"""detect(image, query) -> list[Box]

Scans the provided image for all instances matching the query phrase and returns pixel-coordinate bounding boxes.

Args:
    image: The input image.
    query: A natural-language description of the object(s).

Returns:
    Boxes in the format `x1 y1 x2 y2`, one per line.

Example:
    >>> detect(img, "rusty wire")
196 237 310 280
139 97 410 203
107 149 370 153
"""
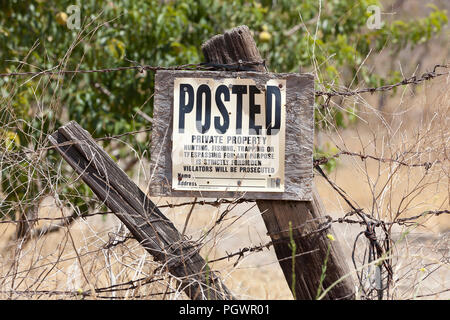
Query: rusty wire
314 64 449 98
1 61 447 99
1 59 448 300
0 60 266 78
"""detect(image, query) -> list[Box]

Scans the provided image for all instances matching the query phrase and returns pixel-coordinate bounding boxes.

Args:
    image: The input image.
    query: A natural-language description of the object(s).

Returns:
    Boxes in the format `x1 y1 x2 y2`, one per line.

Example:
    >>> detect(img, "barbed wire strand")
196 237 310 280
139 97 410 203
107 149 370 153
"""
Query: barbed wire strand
1 59 449 300
0 61 447 98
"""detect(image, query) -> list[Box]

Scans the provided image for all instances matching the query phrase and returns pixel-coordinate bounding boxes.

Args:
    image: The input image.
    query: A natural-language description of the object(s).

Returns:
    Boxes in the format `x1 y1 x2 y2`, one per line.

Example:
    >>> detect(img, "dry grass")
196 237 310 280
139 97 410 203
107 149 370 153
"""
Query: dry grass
0 81 448 300
0 0 449 300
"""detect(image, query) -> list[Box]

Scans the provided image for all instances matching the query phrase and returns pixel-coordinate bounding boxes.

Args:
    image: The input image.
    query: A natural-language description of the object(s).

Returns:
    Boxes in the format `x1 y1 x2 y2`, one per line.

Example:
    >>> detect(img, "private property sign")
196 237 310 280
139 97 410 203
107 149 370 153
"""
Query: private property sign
150 70 314 201
173 77 286 193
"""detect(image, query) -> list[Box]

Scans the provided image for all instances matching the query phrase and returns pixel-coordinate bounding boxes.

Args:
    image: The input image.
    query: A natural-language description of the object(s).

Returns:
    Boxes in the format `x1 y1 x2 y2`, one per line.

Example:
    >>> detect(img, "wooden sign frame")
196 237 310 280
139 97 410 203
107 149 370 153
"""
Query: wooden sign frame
150 70 314 201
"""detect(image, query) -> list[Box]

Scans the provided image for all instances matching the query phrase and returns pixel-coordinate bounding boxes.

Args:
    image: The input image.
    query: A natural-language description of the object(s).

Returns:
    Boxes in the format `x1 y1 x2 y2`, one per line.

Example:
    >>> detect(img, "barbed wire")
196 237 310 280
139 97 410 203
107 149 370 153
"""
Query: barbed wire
314 64 449 98
313 150 446 170
0 60 266 78
0 274 173 299
0 60 447 99
0 203 447 228
0 190 447 299
3 129 447 169
1 58 448 300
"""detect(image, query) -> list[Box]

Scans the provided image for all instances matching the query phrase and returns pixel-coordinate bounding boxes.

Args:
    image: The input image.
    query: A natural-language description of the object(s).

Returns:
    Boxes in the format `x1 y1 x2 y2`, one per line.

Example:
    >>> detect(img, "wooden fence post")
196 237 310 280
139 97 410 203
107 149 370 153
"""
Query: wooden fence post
49 121 234 300
202 25 355 300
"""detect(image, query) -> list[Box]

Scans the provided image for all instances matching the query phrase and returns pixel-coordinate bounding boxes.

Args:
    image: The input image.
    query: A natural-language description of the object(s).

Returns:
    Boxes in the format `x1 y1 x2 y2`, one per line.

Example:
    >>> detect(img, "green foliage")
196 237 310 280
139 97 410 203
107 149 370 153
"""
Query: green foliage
288 221 297 300
0 0 447 218
316 234 334 300
314 143 339 173
1 1 447 135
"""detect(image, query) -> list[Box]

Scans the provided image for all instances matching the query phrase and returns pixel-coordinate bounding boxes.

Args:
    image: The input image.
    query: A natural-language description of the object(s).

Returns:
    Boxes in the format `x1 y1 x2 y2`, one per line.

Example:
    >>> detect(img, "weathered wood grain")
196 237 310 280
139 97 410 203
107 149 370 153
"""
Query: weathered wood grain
150 70 314 201
48 121 234 300
257 189 356 299
202 25 355 300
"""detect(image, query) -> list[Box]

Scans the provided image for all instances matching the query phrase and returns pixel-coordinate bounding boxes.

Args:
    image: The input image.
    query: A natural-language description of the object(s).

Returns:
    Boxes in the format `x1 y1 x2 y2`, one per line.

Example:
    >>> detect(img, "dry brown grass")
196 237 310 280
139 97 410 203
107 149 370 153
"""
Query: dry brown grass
0 0 449 300
0 82 448 300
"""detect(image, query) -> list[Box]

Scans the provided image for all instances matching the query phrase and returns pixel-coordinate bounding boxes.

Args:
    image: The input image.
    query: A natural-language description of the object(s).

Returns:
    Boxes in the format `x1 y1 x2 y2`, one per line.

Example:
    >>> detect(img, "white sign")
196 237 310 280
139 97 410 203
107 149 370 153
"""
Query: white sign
172 77 286 192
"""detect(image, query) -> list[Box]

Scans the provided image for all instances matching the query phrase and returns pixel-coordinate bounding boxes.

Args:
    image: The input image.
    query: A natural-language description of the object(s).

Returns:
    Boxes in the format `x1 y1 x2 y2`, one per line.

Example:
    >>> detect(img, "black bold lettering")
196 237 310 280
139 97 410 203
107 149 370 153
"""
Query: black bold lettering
266 85 281 135
249 85 262 135
214 85 230 134
196 84 211 134
178 84 194 133
231 85 247 134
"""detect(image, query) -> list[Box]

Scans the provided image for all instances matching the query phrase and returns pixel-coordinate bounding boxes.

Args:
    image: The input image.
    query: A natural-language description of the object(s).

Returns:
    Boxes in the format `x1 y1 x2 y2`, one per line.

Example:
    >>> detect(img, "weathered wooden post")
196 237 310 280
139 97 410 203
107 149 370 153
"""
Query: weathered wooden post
49 121 234 300
201 26 355 300
149 25 354 299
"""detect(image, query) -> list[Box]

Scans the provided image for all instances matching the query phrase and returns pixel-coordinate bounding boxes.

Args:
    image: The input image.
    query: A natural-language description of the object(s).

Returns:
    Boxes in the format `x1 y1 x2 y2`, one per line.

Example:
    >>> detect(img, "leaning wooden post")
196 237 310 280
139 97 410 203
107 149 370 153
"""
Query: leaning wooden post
201 25 355 300
49 121 234 300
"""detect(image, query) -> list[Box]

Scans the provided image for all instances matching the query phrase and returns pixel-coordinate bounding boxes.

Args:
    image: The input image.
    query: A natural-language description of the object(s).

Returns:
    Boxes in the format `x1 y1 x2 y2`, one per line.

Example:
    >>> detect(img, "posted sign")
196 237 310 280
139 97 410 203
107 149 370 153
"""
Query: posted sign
172 78 286 192
151 70 314 201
